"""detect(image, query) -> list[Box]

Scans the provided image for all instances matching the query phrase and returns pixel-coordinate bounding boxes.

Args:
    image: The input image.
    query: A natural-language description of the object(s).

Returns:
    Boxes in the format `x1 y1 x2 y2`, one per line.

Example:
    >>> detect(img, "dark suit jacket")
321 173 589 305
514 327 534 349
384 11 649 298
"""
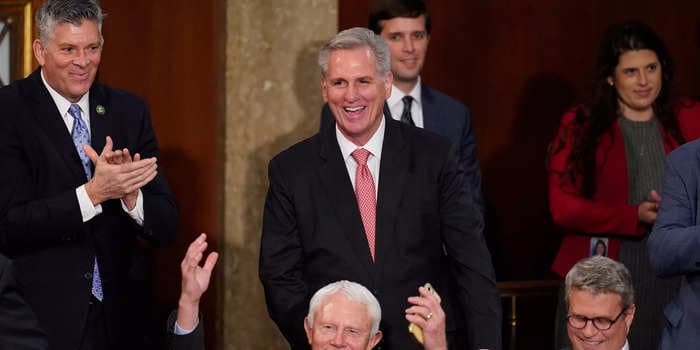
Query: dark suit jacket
260 115 500 349
0 69 178 350
649 138 700 349
0 254 48 350
321 83 483 210
165 310 204 350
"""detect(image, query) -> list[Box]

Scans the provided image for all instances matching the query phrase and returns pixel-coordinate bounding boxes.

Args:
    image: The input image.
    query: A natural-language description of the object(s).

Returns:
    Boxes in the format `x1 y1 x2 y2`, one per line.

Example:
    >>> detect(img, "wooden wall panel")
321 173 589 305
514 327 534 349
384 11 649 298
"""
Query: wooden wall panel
98 0 224 348
339 0 700 282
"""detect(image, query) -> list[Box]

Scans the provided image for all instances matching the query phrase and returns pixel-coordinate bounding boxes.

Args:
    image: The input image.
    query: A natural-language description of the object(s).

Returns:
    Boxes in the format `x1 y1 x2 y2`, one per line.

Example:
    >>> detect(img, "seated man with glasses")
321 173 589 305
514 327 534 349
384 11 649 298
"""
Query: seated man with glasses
564 256 636 350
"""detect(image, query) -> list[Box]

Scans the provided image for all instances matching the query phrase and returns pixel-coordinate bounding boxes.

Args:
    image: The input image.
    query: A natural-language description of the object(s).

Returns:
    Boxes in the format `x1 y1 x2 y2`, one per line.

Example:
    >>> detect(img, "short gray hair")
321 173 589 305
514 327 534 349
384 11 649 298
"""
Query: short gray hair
318 27 391 79
307 280 382 335
36 0 104 44
565 256 635 310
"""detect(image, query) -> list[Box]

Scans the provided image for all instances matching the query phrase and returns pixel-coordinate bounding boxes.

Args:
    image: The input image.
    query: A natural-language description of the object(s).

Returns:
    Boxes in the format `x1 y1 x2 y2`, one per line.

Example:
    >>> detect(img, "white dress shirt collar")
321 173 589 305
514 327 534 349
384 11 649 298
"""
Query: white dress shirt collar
335 117 385 196
387 76 422 127
41 69 91 129
336 116 385 160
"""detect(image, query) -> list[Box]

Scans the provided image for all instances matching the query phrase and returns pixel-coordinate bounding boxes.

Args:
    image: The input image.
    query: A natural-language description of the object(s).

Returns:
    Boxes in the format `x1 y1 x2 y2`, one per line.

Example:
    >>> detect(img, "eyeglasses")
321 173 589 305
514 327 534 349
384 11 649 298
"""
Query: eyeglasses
566 307 627 331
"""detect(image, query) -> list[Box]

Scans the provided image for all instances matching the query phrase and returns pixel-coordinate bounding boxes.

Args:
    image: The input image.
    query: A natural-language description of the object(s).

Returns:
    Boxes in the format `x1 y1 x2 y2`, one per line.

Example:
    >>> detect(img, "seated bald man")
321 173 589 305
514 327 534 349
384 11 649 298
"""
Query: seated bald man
564 257 636 350
167 276 446 350
305 280 446 350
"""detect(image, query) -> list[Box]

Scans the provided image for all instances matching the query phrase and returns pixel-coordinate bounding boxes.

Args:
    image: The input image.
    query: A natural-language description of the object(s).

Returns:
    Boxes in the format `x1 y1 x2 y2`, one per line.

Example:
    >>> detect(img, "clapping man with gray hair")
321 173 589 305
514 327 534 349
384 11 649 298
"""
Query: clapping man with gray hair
0 0 177 348
564 257 636 350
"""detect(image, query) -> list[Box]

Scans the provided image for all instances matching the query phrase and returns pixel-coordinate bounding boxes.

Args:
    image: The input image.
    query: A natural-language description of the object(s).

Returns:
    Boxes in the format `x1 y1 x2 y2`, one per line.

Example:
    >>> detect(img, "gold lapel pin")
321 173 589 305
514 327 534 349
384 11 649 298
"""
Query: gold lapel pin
96 105 106 115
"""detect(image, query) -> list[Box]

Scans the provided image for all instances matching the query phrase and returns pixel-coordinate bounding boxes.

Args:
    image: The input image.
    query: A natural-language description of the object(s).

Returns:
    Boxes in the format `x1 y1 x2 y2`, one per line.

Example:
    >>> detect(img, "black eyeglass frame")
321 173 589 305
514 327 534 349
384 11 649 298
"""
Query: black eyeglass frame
566 306 628 331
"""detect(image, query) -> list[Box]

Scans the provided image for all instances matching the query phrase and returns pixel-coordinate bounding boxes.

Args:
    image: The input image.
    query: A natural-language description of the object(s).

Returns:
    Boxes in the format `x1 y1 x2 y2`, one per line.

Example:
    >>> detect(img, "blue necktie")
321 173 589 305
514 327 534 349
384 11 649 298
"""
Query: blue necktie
68 104 103 301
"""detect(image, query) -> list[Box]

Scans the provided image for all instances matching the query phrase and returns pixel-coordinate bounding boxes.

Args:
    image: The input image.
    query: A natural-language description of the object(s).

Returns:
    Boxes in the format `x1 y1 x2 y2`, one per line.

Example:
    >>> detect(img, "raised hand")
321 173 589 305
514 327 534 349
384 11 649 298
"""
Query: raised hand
178 233 219 330
102 143 142 210
406 286 447 350
83 136 157 206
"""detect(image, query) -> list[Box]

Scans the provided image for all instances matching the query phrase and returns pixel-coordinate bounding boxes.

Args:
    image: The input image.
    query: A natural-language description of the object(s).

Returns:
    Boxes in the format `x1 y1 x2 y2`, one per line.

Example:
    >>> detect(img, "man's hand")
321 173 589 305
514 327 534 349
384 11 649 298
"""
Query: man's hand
102 143 143 210
178 233 219 331
406 286 447 350
83 136 158 206
638 189 662 225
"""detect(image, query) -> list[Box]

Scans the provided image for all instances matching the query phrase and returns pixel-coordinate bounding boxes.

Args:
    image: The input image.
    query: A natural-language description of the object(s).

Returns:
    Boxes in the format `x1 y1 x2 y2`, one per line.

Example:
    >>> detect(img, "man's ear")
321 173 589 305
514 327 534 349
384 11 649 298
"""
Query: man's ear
623 304 636 333
368 330 382 349
304 317 313 345
321 77 329 103
33 39 46 66
383 71 393 98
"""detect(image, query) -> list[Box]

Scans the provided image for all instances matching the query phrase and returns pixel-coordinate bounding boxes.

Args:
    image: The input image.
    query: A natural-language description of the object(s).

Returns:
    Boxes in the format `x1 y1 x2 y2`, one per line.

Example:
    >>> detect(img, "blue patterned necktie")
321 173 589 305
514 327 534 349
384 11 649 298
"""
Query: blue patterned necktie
68 104 103 301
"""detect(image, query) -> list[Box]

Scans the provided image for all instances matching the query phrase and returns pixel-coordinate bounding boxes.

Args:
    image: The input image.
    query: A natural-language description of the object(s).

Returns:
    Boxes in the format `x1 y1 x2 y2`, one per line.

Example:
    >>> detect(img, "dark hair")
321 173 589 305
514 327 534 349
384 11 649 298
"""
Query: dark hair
550 20 684 197
368 0 431 35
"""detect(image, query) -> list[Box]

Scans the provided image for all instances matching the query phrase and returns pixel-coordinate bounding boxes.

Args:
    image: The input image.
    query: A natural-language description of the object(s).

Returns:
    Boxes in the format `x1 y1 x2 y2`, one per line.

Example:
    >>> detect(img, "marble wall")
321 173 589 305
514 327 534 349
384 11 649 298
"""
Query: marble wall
223 1 337 348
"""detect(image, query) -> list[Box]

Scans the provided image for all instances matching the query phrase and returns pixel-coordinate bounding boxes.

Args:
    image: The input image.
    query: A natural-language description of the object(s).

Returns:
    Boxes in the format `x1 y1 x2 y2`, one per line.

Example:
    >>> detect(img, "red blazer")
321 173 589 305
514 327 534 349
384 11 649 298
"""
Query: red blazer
549 101 700 277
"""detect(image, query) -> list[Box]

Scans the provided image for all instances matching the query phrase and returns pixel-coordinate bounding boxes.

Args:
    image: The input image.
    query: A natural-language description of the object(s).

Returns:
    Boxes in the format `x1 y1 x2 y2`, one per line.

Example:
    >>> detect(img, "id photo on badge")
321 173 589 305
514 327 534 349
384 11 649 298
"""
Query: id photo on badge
590 237 608 257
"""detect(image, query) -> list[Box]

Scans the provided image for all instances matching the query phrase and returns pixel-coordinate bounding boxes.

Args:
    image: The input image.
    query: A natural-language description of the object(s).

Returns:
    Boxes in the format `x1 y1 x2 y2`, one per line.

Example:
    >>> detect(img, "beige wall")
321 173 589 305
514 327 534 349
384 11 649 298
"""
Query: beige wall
223 1 337 348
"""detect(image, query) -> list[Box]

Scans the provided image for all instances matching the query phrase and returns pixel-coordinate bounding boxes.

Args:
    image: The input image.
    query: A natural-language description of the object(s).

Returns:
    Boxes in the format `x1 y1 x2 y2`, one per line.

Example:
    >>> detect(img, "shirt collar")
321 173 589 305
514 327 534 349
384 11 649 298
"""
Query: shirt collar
387 76 422 111
336 116 385 162
621 339 629 350
41 69 90 120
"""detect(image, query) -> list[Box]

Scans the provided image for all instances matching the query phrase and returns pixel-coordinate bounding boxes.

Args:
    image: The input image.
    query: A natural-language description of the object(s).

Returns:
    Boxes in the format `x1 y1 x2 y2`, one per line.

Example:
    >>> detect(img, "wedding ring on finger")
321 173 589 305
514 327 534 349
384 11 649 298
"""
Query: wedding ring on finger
425 312 433 320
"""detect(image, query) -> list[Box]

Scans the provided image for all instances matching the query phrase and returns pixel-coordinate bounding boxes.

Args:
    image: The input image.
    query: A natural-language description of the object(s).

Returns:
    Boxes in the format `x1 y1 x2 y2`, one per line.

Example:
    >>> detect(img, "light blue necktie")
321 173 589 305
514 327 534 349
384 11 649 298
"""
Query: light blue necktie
68 104 103 301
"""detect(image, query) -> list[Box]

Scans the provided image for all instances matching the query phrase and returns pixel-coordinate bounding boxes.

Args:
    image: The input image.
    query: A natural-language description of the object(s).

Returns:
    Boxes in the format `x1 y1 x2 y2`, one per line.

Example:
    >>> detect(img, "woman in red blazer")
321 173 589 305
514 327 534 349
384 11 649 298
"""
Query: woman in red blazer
548 21 700 349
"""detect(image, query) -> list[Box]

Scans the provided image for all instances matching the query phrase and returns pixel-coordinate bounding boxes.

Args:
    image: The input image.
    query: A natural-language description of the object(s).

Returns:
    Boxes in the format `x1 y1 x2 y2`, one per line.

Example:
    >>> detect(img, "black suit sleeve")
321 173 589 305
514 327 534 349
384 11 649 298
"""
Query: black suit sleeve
130 103 178 245
0 255 48 350
259 159 310 350
459 106 484 212
166 310 205 350
439 144 501 349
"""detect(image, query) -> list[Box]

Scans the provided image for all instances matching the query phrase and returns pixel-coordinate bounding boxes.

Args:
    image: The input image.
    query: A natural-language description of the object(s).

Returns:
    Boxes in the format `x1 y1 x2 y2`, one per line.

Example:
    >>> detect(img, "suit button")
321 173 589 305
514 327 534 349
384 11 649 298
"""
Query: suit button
84 272 93 280
373 289 379 296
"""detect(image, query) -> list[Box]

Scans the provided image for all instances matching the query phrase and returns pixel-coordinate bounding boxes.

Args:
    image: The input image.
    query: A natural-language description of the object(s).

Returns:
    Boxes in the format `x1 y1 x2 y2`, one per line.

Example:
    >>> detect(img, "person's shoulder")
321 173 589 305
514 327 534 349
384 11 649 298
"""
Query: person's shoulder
669 136 700 162
422 84 469 112
269 132 322 167
0 74 32 103
556 105 586 130
0 76 36 126
93 82 146 105
394 118 453 152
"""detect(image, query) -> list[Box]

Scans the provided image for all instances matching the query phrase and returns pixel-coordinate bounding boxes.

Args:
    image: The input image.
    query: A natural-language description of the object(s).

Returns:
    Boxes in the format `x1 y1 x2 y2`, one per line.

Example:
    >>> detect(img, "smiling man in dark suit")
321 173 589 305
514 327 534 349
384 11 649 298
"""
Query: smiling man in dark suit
260 27 500 350
0 1 178 349
322 0 483 211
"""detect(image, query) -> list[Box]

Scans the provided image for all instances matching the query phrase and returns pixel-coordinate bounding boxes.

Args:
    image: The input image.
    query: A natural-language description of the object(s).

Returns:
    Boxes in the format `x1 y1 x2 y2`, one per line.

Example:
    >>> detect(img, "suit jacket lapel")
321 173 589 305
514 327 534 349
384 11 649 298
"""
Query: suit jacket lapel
374 116 410 279
421 84 439 132
23 69 87 181
318 125 375 277
89 83 111 158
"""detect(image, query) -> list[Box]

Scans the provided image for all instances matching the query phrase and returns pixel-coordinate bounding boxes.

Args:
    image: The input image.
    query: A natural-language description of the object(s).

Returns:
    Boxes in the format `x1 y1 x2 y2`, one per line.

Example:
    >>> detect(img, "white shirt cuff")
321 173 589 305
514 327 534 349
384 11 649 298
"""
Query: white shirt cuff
76 185 102 222
121 189 144 226
173 319 198 335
